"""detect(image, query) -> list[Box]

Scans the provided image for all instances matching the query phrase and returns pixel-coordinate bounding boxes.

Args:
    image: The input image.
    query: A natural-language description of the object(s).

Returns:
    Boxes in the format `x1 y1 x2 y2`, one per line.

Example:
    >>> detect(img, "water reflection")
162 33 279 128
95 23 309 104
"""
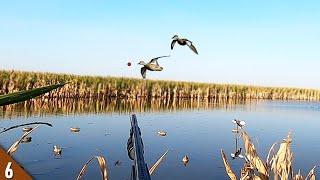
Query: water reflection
0 98 249 118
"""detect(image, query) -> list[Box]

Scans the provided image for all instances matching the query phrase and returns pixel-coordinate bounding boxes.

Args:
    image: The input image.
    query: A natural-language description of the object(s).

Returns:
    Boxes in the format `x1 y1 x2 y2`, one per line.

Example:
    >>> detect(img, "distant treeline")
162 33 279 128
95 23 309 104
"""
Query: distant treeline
1 70 320 101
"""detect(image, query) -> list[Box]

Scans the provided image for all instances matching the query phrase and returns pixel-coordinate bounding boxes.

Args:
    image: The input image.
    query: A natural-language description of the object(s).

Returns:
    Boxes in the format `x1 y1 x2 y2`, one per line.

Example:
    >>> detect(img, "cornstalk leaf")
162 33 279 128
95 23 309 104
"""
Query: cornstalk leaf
305 166 317 180
0 83 66 106
149 150 168 175
221 149 237 180
241 132 268 179
0 122 52 134
271 133 293 180
77 156 108 180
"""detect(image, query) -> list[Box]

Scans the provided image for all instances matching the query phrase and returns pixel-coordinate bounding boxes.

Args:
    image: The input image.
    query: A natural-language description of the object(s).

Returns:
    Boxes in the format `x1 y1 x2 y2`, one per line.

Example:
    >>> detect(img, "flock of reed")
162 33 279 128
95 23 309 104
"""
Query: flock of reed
1 70 320 101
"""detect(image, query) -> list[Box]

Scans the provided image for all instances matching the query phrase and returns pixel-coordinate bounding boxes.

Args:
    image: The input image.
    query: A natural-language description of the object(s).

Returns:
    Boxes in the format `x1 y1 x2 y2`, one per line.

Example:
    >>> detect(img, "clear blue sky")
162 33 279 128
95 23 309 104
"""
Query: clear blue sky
0 0 319 88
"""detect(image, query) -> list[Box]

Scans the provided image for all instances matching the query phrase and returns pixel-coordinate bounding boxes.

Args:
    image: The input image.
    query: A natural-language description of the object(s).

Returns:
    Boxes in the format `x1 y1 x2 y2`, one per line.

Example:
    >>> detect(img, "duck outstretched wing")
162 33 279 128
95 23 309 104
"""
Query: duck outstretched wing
150 55 170 64
171 40 177 50
141 67 147 79
187 43 198 55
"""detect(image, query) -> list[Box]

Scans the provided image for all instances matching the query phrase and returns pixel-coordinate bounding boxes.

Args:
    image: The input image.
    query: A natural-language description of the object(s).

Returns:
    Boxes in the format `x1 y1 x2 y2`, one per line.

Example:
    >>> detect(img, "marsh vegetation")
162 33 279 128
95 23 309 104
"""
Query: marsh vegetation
1 70 320 101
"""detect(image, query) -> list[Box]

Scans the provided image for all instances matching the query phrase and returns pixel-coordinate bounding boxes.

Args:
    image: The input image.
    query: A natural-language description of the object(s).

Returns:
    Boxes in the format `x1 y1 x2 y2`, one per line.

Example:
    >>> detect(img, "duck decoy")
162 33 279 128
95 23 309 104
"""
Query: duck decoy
231 148 244 159
157 131 167 136
171 35 198 54
182 155 189 166
232 119 246 129
114 160 122 167
138 55 170 79
22 127 33 132
53 145 62 155
70 127 80 133
21 136 32 143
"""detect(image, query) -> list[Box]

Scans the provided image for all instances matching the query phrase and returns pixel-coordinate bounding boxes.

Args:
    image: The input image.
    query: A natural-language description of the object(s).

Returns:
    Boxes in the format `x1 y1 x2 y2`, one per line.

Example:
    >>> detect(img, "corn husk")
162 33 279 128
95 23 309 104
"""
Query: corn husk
77 156 108 180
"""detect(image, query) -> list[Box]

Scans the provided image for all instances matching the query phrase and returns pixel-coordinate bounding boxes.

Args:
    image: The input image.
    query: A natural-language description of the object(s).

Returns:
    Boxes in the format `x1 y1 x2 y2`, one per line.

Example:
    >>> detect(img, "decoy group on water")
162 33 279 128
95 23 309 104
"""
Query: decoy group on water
137 35 198 79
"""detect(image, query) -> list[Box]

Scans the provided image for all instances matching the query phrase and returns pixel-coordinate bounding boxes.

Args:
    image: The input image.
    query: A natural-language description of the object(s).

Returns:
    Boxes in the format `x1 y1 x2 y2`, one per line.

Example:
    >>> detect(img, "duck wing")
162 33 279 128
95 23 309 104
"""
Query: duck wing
141 67 147 79
149 55 170 64
187 43 198 54
171 40 177 50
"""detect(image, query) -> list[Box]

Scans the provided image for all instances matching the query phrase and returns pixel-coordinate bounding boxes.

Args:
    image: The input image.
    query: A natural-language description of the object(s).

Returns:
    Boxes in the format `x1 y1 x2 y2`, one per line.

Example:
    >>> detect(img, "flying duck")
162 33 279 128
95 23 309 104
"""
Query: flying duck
138 55 170 79
171 35 198 54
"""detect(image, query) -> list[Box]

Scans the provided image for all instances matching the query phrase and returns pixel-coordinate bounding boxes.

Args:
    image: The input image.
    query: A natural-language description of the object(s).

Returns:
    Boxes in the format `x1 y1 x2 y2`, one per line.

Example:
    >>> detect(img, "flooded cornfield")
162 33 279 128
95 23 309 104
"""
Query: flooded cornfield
1 99 319 179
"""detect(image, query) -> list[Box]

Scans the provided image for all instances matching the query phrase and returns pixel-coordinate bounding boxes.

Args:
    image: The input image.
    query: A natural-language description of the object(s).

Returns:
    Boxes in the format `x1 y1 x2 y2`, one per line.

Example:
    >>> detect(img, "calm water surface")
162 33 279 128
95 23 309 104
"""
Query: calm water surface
0 100 319 179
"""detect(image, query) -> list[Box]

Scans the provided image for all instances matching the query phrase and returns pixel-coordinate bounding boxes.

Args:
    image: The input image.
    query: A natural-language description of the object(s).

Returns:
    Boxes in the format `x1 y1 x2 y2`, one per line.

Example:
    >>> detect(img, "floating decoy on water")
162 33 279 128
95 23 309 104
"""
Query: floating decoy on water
138 55 170 79
22 127 33 132
171 35 198 54
157 131 167 136
182 155 189 166
53 145 62 155
232 119 246 129
21 136 32 143
114 160 122 167
231 148 244 159
70 127 80 133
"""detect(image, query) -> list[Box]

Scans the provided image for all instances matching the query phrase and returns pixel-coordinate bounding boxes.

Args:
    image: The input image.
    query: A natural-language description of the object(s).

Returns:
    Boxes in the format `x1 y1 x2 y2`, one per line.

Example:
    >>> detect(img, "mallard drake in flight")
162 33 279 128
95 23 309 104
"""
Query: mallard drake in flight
171 35 198 54
138 55 170 79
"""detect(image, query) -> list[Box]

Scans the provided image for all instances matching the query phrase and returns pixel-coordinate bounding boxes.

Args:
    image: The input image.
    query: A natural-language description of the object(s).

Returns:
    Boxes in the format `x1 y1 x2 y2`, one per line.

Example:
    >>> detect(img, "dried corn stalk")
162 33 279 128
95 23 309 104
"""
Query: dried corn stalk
271 133 293 180
241 132 268 179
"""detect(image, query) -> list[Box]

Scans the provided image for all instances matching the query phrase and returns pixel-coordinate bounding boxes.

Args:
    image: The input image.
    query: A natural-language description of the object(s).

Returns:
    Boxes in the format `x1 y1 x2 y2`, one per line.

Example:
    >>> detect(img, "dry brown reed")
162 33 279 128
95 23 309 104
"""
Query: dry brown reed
77 156 108 180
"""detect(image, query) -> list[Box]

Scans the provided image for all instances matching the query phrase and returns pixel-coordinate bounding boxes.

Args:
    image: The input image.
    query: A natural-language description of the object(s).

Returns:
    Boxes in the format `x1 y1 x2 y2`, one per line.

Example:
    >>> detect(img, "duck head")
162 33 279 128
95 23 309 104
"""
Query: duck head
172 35 179 40
138 61 146 65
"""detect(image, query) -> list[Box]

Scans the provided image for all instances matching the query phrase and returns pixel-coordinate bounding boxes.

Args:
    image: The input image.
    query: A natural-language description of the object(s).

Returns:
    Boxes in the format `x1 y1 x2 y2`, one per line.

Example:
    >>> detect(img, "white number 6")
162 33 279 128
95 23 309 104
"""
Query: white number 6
5 162 13 179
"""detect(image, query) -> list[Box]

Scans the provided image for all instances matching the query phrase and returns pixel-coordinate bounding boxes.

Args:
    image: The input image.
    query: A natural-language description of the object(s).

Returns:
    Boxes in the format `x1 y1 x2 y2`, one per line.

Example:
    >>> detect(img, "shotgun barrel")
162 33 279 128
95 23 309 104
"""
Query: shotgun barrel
127 114 151 180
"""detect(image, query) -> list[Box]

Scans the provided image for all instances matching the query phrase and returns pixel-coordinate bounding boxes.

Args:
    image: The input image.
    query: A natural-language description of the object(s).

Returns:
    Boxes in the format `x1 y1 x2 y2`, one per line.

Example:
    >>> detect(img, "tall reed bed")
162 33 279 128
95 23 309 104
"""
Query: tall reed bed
1 70 320 101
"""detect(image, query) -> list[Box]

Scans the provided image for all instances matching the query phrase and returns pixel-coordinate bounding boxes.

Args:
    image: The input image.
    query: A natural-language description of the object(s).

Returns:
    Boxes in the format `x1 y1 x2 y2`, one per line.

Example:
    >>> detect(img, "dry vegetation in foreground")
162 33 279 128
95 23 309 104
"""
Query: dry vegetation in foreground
221 130 318 180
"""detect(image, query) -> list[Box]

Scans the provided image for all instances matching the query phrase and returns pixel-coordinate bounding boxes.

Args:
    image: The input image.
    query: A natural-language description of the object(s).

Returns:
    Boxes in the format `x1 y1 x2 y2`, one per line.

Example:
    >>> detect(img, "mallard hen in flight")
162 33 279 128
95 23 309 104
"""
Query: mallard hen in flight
138 55 170 79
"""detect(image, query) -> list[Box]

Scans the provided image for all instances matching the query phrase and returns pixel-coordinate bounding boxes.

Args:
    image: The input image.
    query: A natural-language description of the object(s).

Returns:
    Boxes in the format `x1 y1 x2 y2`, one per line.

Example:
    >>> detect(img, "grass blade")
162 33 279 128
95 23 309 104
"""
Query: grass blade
149 149 168 175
